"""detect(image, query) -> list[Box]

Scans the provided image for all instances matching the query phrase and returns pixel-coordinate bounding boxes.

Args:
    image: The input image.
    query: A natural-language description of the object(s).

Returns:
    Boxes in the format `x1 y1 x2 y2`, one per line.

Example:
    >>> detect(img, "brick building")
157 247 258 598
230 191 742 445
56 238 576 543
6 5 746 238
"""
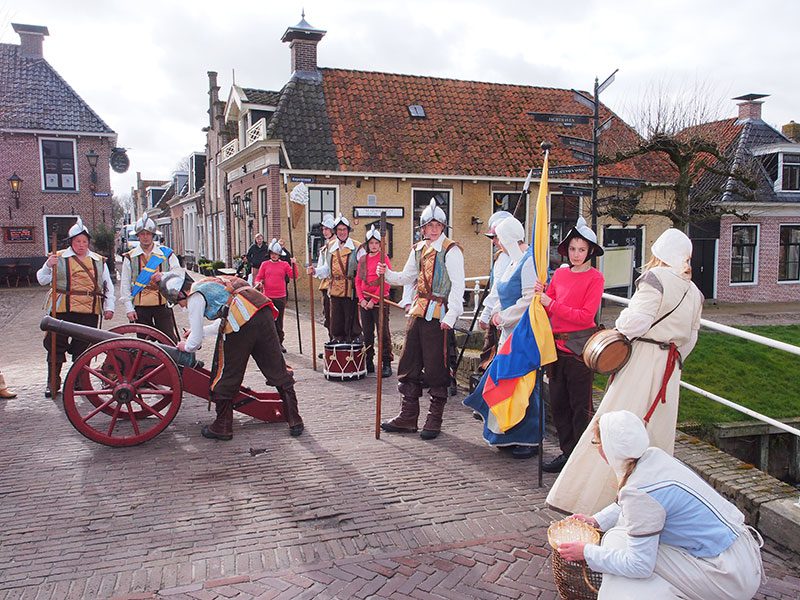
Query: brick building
202 14 679 295
685 96 800 302
0 23 117 275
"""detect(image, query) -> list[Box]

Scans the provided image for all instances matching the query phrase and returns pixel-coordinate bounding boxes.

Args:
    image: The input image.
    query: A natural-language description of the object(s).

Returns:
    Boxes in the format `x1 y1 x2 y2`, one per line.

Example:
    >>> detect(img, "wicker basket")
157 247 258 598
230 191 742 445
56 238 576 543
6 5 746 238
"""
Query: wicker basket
547 518 603 600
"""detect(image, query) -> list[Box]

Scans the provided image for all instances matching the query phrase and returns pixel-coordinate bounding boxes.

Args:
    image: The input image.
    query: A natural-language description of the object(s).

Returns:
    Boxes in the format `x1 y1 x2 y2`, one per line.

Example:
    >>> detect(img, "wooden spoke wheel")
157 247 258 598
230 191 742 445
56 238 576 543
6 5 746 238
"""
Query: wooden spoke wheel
109 323 176 346
63 338 182 447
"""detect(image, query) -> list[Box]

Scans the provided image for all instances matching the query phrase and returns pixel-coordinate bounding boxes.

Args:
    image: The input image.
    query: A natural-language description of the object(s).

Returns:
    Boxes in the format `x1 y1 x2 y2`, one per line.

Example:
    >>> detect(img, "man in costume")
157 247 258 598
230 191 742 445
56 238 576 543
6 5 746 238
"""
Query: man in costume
163 273 304 440
308 214 363 343
37 217 115 397
377 199 465 440
355 225 393 377
119 212 183 341
477 210 513 371
312 214 336 341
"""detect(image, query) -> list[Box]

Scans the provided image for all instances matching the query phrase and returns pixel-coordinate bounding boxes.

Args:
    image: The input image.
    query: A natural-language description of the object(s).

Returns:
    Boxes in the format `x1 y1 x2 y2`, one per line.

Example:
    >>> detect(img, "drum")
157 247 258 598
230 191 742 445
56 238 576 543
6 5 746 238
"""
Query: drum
547 518 603 599
323 342 367 381
582 329 632 375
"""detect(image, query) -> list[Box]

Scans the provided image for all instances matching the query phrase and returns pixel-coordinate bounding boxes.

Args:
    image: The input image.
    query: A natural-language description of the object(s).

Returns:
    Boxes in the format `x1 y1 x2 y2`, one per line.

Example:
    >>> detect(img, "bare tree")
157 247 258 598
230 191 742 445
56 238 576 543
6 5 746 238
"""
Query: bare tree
600 80 758 229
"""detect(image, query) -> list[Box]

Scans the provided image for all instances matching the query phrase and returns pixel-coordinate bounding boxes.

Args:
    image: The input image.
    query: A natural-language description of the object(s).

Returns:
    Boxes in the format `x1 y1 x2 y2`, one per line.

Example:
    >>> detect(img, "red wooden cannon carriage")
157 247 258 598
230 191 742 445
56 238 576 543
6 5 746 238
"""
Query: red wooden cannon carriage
40 315 286 447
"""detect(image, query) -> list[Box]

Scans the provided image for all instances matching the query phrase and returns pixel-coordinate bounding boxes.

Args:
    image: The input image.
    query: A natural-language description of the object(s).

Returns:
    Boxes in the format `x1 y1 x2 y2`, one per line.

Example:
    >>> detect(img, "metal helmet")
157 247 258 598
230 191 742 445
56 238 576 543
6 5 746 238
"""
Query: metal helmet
485 210 512 238
268 238 283 254
333 213 351 230
556 216 604 259
419 198 447 227
321 213 336 230
67 216 90 240
365 225 381 242
134 212 160 235
158 271 193 304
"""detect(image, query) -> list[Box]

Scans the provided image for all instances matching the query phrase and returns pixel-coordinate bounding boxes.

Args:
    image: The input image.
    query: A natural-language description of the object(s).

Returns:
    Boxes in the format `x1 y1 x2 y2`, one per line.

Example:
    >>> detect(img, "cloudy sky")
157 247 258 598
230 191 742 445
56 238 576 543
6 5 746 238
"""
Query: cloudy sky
2 0 799 200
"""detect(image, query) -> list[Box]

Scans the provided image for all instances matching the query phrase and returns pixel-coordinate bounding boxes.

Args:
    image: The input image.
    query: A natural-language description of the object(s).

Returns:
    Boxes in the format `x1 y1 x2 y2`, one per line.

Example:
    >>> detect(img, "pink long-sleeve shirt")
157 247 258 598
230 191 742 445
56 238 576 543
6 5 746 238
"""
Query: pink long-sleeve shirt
355 252 392 302
543 266 604 353
254 259 297 299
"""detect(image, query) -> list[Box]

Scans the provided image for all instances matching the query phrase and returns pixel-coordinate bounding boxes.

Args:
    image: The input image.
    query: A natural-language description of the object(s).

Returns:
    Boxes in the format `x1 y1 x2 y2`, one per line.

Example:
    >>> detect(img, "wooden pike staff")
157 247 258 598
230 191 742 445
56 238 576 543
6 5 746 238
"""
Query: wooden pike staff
375 211 387 439
49 226 59 398
285 195 303 354
307 263 317 371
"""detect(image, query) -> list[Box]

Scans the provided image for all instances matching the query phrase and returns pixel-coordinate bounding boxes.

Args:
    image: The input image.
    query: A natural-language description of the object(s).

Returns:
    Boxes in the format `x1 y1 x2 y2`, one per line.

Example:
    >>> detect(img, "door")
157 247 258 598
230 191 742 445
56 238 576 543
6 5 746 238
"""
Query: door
602 226 643 298
691 238 716 300
43 216 80 254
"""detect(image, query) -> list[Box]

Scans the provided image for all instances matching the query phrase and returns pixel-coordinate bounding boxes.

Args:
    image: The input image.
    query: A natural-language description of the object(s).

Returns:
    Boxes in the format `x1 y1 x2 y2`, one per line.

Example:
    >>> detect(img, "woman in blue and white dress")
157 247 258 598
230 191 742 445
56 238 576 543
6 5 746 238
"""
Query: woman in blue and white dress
557 410 764 600
464 216 541 459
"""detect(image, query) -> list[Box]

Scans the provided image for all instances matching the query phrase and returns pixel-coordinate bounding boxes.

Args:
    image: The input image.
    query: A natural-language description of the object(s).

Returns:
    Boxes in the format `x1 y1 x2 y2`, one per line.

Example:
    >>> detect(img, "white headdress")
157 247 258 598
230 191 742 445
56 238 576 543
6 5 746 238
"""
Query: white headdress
495 216 526 262
651 229 692 275
333 213 351 230
485 210 512 238
365 225 381 242
268 238 283 254
419 198 447 227
598 410 650 480
321 213 336 230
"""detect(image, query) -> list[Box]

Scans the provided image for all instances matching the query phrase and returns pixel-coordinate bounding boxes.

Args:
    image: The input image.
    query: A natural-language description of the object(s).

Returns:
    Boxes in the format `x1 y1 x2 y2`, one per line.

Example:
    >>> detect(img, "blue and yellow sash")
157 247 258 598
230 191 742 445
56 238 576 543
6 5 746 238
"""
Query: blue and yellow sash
131 247 173 299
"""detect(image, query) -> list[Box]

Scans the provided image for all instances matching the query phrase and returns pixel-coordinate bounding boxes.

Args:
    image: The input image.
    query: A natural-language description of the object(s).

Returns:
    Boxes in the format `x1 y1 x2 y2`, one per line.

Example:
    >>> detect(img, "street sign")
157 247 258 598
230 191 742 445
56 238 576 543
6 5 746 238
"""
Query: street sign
572 90 596 110
528 112 591 125
572 149 594 163
558 134 594 150
533 164 592 176
599 177 644 188
92 192 111 197
596 116 614 135
290 176 314 183
559 186 593 196
597 69 618 95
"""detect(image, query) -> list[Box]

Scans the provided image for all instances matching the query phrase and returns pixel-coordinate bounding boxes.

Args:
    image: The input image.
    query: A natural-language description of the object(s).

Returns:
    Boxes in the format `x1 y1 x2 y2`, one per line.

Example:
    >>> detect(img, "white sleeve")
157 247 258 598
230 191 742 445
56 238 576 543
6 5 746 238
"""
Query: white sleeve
314 249 330 279
185 293 211 352
399 283 415 308
385 249 418 287
441 246 465 328
480 283 499 323
102 264 115 314
593 503 622 532
37 262 52 286
615 280 662 339
496 257 535 330
119 257 134 314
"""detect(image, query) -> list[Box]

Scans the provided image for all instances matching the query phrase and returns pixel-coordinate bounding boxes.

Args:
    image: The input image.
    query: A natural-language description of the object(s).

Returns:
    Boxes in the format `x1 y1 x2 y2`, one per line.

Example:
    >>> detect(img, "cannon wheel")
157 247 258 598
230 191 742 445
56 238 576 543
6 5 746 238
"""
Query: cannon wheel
63 338 182 447
77 323 177 419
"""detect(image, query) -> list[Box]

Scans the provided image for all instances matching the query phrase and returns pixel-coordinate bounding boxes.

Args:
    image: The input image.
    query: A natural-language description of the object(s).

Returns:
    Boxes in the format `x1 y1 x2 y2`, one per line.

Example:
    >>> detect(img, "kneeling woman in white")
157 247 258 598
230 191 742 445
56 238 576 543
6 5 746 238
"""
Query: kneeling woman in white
558 410 764 600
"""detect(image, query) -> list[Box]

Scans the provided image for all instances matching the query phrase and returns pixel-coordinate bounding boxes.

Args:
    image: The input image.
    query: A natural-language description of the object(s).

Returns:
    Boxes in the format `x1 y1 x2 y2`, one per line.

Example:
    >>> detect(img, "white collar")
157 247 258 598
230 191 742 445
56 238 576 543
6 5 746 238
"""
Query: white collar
335 237 355 251
427 235 446 252
129 243 164 258
61 248 102 261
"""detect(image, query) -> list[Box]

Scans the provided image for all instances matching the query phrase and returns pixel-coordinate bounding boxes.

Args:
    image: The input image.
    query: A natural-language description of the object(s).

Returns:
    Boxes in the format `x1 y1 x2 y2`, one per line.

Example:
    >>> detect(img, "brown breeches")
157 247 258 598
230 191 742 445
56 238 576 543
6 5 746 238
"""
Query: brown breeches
397 317 449 396
43 312 99 363
330 295 362 341
359 305 393 364
133 305 178 342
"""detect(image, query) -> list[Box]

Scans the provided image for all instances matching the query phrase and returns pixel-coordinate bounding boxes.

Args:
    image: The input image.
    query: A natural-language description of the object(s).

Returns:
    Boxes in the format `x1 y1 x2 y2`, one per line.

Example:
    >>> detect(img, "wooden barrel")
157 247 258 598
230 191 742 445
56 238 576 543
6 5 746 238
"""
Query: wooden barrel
582 329 631 375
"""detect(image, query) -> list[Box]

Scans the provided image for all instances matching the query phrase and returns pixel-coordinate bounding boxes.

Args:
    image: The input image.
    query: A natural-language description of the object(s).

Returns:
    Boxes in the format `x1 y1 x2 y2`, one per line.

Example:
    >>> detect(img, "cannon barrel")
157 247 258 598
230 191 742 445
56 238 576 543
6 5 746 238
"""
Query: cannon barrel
40 315 201 369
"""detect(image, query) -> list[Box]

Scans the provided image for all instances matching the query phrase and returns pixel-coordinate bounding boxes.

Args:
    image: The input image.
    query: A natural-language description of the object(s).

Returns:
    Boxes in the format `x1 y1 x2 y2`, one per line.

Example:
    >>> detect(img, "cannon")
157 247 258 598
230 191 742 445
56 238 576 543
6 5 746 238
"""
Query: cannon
40 315 285 447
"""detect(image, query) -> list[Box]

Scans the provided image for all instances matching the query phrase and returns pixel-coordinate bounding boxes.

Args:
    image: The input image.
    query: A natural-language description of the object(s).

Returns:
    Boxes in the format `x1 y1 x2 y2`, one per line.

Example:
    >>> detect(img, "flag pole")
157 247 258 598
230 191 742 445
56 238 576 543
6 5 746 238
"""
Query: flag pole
375 211 387 439
285 195 303 355
307 263 317 371
49 226 59 398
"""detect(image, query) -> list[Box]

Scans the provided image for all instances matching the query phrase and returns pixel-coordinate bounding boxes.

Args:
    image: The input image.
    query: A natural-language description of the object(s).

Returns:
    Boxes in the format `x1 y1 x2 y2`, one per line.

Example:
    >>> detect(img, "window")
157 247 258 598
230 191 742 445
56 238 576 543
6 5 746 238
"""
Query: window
782 154 800 191
549 194 579 270
40 139 77 191
779 225 800 282
258 187 268 239
308 187 336 261
493 192 526 228
408 104 426 118
412 190 451 243
730 224 758 284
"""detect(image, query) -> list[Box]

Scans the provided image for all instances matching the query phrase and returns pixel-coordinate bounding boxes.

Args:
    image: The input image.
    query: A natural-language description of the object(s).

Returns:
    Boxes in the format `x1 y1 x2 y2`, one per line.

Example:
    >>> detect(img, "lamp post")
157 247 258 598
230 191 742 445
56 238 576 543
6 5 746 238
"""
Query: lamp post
85 149 99 228
8 173 22 209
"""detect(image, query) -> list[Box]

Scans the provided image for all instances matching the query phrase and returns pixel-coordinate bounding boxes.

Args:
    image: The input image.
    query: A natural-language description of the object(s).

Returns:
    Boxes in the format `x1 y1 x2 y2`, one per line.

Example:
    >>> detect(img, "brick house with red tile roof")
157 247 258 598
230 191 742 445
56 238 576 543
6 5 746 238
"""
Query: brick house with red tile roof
680 96 800 302
0 24 118 276
205 15 678 293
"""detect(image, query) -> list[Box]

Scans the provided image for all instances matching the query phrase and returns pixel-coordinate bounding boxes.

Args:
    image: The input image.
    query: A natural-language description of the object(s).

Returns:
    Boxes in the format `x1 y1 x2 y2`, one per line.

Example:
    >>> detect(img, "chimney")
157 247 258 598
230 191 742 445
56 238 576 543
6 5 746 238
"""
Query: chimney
733 93 768 122
207 71 220 129
782 121 800 143
12 23 49 59
281 12 326 75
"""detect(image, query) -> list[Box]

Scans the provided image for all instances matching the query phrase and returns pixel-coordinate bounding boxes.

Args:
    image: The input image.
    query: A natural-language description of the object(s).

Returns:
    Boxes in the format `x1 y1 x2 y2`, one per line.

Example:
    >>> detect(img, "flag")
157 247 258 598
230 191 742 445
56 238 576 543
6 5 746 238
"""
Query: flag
472 152 557 433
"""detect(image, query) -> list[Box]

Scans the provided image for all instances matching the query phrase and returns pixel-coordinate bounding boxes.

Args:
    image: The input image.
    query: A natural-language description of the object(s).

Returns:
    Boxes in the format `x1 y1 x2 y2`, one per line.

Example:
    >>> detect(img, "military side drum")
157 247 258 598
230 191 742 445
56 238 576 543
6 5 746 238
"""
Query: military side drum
582 329 632 375
323 342 367 381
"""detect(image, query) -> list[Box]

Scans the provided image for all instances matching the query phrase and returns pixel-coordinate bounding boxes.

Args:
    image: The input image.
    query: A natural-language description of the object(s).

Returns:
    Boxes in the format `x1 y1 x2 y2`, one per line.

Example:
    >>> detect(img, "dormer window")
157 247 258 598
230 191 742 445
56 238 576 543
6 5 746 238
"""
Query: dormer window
782 153 800 191
408 104 426 118
756 147 800 192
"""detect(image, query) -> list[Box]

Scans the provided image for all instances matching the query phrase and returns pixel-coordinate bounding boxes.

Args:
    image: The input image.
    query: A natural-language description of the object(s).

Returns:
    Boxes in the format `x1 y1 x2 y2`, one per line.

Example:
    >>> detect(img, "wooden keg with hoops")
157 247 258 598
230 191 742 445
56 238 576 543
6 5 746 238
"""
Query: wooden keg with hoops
582 329 632 375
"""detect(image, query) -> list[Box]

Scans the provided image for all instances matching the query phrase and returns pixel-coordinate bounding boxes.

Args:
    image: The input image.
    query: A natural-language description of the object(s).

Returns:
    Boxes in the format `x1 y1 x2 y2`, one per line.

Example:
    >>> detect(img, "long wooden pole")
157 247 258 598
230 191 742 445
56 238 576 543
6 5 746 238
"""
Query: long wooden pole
308 266 317 371
375 211 387 440
285 197 303 354
49 227 59 398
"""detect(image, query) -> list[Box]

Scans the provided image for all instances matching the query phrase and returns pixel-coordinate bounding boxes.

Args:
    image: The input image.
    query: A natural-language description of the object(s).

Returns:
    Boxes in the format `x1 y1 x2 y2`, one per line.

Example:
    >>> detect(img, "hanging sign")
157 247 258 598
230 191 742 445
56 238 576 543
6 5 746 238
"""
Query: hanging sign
110 148 130 174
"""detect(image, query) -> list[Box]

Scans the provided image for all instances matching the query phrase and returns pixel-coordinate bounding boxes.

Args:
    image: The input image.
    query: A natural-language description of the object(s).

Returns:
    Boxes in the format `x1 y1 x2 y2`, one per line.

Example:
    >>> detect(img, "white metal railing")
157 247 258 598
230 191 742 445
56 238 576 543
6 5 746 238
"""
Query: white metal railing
221 139 239 160
246 118 266 146
602 292 800 439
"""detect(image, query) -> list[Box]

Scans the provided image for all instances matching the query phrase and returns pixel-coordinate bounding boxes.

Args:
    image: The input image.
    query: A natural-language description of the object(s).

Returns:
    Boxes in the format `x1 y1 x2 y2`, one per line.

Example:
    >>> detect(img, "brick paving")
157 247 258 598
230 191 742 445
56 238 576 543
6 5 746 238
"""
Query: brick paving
0 283 798 599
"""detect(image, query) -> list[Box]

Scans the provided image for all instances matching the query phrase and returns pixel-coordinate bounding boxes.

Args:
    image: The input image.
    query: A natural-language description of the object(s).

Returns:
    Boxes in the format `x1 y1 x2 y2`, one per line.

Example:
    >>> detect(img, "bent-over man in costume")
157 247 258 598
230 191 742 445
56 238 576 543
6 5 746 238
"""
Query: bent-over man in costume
119 212 183 341
377 199 465 440
37 217 114 397
163 273 304 440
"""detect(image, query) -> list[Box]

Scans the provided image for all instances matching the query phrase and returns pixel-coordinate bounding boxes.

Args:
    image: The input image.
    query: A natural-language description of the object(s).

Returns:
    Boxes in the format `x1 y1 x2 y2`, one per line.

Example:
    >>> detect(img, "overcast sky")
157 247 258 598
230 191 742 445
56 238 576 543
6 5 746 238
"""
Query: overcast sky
3 0 799 200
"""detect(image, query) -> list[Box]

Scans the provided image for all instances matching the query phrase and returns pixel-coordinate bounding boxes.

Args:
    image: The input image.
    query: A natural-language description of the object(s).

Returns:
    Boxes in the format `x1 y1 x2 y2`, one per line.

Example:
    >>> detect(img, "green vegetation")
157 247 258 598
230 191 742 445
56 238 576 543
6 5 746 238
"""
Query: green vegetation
592 325 800 427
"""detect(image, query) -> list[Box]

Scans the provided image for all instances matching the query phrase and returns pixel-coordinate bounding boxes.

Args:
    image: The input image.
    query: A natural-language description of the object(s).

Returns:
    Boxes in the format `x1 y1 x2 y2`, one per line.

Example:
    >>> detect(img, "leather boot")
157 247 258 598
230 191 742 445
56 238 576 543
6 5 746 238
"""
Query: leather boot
0 374 16 399
44 362 63 398
420 392 447 440
202 398 234 440
381 381 421 433
278 384 304 436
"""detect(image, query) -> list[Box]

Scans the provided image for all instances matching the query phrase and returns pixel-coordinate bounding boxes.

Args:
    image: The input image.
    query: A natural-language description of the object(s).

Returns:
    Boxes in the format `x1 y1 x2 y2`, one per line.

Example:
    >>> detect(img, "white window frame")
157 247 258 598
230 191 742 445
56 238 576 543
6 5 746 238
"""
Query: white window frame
779 153 800 193
306 184 339 260
778 222 800 284
729 223 760 286
410 187 453 244
39 137 79 192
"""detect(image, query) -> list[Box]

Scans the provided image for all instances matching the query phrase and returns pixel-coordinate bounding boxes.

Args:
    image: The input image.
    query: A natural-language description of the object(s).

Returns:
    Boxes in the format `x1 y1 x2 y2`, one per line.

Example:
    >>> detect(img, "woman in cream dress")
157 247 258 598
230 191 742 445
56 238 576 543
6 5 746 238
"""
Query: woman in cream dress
546 229 704 515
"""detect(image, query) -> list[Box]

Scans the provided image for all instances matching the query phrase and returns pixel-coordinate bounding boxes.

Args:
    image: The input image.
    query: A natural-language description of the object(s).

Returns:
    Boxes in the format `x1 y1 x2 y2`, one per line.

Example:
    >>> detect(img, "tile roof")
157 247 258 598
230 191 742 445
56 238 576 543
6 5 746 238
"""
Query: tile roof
0 43 114 134
267 68 674 184
241 88 281 106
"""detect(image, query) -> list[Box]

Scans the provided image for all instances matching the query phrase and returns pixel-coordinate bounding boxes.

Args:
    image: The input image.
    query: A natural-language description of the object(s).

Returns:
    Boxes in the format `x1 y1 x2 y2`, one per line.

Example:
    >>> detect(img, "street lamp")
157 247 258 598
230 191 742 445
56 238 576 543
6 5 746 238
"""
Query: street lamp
243 194 253 217
8 173 22 209
231 196 241 219
85 150 99 228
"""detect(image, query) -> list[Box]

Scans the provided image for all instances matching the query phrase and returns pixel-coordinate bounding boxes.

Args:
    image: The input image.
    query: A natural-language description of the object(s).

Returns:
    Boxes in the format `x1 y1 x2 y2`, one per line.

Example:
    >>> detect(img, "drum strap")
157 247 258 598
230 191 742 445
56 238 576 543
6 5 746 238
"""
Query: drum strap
643 342 680 424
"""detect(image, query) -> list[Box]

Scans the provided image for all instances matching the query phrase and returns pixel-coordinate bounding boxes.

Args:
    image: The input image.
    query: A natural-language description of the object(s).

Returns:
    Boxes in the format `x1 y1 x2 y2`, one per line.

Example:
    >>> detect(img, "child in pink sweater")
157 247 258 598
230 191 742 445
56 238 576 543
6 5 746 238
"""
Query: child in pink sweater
254 239 298 349
355 227 393 377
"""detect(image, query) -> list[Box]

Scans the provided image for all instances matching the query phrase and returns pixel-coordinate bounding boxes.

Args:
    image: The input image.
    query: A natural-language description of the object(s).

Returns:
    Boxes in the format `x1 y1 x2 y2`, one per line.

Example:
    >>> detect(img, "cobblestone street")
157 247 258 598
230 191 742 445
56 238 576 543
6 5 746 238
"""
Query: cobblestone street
1 284 798 599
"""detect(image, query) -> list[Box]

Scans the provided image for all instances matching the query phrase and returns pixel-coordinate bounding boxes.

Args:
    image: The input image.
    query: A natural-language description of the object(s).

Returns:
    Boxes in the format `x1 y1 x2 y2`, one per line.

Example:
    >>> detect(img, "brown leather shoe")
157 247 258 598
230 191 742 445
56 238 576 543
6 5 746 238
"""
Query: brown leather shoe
0 388 16 399
201 425 233 441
